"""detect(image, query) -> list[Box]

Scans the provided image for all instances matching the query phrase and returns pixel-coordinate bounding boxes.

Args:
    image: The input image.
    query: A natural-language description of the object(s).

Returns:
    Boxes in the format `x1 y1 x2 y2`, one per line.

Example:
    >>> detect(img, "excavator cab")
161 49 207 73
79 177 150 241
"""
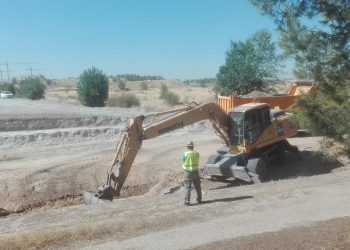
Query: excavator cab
228 103 271 153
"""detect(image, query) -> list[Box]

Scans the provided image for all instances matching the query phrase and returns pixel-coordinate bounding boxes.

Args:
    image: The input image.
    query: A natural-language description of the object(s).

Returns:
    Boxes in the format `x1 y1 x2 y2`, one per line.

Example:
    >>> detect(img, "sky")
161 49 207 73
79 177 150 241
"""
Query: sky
0 0 285 80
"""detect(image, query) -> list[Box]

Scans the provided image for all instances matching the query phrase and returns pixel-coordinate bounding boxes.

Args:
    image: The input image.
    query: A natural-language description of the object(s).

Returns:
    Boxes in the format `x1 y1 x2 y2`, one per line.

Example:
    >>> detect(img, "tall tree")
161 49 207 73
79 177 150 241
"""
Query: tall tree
251 0 350 153
216 29 284 95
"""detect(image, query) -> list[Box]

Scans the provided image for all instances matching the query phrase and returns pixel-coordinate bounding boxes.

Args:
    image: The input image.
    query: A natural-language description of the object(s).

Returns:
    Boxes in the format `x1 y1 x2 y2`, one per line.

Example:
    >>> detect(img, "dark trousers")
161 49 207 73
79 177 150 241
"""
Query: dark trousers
184 171 202 203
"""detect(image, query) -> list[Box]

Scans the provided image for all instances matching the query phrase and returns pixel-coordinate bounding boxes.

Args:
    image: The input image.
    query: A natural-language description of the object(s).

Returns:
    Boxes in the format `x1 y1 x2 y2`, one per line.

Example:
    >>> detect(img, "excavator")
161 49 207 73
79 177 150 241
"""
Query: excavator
83 101 301 205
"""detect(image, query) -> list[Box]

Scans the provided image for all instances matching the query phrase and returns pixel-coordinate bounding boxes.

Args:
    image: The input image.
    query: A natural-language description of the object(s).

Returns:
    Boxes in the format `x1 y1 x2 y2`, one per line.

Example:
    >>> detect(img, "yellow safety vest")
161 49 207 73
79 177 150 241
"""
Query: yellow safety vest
182 150 199 172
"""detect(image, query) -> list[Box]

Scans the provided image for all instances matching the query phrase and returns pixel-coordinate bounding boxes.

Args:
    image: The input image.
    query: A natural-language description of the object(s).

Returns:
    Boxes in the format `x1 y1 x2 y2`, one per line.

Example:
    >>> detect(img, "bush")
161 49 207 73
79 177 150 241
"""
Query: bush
140 82 148 90
113 74 164 81
77 67 109 107
17 78 46 100
107 93 140 108
118 81 126 90
159 84 169 99
0 82 16 95
164 91 180 106
159 83 179 106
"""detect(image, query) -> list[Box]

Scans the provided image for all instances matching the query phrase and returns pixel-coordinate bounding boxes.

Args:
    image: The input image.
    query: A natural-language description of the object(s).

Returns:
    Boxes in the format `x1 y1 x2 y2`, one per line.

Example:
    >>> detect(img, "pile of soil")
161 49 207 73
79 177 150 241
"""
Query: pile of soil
241 90 272 98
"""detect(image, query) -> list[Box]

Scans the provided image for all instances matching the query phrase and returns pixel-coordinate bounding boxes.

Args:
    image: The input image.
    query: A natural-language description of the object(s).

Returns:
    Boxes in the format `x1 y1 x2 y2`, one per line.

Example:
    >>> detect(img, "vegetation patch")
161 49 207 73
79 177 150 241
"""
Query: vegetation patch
159 84 179 106
140 81 148 90
108 93 140 108
0 82 16 95
17 77 46 100
112 74 163 82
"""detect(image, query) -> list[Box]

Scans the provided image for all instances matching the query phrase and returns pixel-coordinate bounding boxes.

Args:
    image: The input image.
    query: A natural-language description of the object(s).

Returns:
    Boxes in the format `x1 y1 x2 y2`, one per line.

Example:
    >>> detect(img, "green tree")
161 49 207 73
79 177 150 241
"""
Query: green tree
77 67 109 107
252 0 350 154
17 78 46 100
0 82 16 95
11 78 18 85
216 29 284 95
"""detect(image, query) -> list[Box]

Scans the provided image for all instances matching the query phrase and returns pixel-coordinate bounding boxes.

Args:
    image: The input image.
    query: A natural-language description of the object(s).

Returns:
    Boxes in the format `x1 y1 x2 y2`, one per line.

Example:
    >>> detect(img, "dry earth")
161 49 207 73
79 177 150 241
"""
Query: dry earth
45 79 215 111
0 96 349 249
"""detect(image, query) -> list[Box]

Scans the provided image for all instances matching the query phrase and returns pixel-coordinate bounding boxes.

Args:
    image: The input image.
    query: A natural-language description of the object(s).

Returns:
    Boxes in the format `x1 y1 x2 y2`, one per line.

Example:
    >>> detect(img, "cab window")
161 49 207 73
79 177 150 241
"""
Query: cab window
244 106 270 144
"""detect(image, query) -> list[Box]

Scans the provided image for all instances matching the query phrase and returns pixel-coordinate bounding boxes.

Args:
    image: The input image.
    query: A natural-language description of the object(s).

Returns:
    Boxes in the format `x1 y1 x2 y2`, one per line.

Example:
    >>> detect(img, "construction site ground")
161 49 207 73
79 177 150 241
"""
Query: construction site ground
1 98 350 249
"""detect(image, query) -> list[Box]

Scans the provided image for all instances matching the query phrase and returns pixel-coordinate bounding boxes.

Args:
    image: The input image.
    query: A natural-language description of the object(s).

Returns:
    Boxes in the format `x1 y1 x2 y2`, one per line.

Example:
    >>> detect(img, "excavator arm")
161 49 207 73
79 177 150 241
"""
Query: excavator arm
84 102 229 204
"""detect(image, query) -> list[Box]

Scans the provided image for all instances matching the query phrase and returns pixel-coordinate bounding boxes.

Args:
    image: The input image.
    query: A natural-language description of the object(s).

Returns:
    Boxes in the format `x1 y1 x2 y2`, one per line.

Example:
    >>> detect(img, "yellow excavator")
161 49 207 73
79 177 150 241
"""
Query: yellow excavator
84 101 301 204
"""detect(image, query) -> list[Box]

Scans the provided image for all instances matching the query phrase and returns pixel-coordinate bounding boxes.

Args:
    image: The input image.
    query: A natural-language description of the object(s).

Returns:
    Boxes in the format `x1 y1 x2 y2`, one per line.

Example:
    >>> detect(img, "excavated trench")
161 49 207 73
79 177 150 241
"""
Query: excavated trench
0 102 215 217
0 116 128 216
0 178 183 217
0 117 188 217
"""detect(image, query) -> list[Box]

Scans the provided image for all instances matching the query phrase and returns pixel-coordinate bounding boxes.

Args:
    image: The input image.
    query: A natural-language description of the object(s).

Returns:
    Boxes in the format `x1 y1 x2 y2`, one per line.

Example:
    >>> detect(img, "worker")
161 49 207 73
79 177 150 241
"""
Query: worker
182 141 202 205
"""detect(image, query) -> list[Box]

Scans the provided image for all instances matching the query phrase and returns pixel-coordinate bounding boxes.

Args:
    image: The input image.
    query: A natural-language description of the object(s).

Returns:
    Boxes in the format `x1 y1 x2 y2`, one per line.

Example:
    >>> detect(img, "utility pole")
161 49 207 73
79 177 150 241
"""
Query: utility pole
0 62 36 81
6 62 9 81
26 67 43 76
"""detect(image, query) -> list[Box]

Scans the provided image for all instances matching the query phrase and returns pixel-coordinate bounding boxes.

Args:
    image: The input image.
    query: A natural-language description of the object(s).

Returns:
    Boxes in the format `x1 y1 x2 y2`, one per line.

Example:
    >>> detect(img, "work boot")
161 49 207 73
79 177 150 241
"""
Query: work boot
196 198 202 204
184 201 190 206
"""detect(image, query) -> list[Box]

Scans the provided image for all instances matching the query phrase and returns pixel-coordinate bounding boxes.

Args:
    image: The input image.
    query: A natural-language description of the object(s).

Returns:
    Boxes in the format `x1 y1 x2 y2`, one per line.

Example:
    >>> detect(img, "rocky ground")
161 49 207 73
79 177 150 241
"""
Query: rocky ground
0 98 349 249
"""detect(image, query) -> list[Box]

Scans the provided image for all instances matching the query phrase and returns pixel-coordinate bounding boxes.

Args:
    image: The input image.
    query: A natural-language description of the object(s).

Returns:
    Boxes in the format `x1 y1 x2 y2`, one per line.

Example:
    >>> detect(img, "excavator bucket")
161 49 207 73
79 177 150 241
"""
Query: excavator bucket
83 191 111 205
83 185 115 205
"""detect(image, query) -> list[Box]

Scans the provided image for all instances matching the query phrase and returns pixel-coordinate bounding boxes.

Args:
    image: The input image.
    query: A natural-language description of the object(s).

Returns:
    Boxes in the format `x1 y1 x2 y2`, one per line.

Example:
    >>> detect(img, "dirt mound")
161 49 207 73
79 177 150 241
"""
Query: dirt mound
241 90 272 98
0 195 82 217
0 117 123 132
0 126 123 148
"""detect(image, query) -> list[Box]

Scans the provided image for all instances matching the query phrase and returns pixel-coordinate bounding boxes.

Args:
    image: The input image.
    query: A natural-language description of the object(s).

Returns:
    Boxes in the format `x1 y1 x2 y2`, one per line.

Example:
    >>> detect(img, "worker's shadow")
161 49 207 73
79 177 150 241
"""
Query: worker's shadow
192 195 253 205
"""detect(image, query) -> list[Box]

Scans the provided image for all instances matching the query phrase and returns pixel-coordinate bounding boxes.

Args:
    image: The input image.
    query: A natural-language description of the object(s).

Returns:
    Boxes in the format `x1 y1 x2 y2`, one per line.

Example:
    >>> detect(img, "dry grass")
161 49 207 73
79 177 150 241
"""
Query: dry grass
2 214 350 249
45 79 215 111
0 204 192 250
0 223 120 250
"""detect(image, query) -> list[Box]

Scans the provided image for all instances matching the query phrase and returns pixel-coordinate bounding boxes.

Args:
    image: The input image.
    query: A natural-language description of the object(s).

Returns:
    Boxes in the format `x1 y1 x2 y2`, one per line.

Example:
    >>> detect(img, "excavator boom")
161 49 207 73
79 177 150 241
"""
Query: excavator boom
83 100 301 205
84 102 229 204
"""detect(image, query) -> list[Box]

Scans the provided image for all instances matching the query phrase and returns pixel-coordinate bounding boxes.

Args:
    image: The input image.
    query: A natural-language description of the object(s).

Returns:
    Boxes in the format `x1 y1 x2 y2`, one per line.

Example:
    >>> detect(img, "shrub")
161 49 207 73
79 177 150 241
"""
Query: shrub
159 83 179 106
164 91 180 106
0 82 16 95
17 78 46 100
159 84 169 99
11 78 18 85
118 81 126 90
140 82 148 90
113 74 164 81
107 93 140 108
77 67 108 107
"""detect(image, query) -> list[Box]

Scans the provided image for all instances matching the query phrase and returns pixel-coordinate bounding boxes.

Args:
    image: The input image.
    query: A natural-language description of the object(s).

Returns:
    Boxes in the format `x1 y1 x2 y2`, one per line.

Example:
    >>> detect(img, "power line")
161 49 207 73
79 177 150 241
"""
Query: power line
0 68 19 83
26 67 44 76
0 62 36 81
